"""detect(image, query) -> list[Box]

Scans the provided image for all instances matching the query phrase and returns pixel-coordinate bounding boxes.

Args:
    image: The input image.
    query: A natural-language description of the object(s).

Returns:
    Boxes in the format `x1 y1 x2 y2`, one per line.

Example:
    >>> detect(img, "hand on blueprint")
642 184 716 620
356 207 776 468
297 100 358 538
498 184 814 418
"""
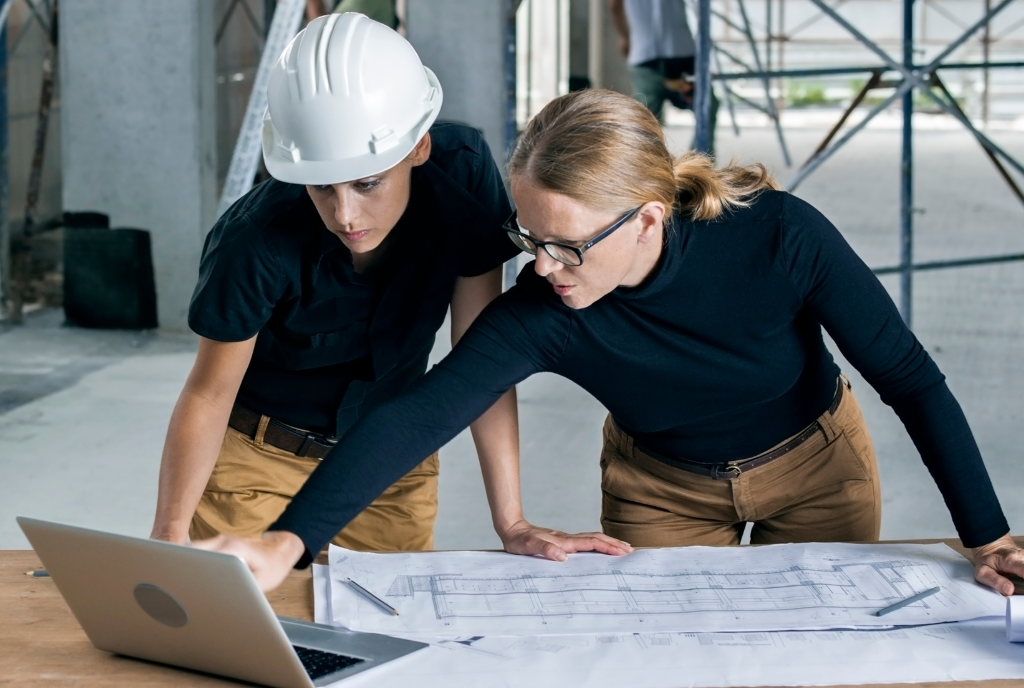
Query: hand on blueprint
973 534 1024 596
192 530 306 592
499 520 633 562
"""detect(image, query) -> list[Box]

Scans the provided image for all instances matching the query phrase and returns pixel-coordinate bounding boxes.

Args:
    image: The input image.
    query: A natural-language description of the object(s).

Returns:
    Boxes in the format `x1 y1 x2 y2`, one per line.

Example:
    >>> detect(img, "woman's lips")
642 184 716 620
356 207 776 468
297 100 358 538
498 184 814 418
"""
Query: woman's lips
340 229 371 242
552 284 574 296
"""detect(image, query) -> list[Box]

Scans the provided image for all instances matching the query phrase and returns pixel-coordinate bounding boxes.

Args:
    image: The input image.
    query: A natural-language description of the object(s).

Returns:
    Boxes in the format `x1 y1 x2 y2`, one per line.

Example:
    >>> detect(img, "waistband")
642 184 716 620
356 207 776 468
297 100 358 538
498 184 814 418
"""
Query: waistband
228 404 337 460
628 376 849 481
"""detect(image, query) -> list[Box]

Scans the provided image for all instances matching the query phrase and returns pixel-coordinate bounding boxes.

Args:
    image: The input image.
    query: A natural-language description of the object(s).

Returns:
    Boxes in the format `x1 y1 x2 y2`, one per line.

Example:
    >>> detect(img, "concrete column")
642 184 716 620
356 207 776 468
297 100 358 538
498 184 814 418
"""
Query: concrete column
568 0 590 90
405 0 510 166
60 1 217 330
587 0 631 95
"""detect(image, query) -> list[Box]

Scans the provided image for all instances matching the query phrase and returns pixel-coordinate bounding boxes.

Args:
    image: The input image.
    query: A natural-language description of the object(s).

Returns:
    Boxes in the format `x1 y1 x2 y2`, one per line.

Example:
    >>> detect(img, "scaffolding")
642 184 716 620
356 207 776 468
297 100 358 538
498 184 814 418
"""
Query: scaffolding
691 0 1024 327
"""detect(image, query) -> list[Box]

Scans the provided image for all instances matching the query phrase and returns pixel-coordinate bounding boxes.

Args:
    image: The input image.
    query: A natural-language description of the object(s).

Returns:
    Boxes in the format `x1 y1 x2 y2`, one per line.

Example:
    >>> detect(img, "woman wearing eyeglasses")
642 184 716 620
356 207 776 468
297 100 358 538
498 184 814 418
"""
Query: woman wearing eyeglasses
196 88 1022 597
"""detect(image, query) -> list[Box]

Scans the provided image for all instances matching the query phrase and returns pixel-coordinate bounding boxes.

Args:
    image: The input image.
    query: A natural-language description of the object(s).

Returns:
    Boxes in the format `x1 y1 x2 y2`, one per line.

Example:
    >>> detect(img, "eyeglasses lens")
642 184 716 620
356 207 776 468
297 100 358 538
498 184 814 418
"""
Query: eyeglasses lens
544 245 582 266
507 231 537 254
506 221 582 267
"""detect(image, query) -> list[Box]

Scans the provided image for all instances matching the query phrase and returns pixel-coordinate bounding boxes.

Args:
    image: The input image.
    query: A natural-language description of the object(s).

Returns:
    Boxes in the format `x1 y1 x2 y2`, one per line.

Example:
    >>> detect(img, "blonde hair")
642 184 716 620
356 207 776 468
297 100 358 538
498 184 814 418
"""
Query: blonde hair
507 89 779 222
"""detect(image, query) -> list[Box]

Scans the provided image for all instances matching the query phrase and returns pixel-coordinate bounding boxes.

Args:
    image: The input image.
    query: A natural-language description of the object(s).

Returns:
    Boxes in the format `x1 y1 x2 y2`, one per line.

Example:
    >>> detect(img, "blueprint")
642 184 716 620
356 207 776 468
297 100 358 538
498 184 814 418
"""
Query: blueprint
313 566 1024 688
327 542 1004 636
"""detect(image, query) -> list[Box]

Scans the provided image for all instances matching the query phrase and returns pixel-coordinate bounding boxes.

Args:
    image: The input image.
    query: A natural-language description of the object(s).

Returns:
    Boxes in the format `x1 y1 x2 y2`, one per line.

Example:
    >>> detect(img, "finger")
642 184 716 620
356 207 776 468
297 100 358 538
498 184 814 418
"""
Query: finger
560 536 631 556
191 535 257 567
189 534 230 551
574 532 634 553
976 564 1015 596
535 538 568 562
500 533 565 561
994 551 1024 578
556 532 633 554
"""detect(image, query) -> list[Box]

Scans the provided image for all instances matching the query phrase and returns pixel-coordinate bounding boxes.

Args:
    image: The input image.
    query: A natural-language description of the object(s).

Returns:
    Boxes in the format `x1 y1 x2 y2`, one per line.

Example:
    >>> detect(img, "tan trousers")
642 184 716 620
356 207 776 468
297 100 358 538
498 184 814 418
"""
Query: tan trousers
190 427 439 551
600 381 881 547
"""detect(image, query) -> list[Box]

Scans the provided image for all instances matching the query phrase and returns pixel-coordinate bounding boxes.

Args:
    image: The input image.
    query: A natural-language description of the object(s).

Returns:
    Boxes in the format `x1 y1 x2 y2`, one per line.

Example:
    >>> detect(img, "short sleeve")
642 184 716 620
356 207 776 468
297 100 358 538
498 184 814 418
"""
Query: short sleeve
454 136 519 278
188 215 286 342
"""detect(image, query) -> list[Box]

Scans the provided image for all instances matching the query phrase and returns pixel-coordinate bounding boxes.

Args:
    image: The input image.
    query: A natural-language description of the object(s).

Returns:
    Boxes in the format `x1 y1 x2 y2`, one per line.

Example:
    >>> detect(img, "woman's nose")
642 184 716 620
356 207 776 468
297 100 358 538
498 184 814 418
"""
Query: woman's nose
333 188 358 227
533 250 563 277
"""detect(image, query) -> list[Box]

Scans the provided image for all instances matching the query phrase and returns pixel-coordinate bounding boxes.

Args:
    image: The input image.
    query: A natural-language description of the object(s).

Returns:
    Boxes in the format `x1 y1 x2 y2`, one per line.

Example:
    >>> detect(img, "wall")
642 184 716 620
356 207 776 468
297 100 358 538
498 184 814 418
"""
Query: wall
60 1 217 330
405 0 510 165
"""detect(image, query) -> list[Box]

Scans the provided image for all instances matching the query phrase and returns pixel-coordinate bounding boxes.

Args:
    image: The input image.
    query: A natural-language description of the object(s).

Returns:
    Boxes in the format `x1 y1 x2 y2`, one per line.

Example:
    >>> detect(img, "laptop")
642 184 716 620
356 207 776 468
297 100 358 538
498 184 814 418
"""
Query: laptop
17 517 426 687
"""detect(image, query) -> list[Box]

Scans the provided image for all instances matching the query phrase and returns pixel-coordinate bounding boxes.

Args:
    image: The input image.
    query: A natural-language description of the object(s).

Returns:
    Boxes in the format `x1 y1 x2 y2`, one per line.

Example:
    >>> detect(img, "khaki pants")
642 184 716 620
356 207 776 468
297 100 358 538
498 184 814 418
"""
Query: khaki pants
190 427 439 551
600 382 881 547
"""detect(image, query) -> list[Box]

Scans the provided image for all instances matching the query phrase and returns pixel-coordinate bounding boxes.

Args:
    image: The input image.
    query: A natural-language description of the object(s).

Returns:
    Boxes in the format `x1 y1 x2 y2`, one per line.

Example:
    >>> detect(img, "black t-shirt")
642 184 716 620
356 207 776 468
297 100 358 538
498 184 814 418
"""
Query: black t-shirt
188 123 519 436
271 189 1008 556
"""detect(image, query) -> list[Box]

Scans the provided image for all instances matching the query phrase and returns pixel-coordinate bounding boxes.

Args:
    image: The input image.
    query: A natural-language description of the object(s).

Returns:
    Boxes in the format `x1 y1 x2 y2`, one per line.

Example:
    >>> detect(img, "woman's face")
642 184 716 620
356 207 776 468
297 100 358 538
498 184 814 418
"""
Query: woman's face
511 177 666 309
306 134 432 260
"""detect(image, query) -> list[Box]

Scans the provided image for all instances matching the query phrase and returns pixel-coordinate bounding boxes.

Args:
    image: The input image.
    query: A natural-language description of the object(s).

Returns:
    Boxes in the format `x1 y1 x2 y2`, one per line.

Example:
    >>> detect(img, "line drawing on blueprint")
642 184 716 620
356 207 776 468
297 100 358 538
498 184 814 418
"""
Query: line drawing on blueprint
384 560 953 622
329 543 1005 634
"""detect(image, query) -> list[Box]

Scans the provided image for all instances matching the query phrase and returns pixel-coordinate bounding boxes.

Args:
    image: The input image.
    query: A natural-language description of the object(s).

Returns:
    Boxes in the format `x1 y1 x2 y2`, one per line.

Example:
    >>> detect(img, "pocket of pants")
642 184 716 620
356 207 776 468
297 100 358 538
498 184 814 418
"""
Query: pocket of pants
753 430 870 511
599 448 634 499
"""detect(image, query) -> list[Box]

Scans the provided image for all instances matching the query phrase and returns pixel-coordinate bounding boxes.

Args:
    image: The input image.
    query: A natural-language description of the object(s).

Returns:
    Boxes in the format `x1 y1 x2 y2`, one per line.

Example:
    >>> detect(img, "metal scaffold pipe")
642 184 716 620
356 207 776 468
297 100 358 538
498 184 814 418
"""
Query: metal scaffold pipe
694 0 713 153
900 0 914 327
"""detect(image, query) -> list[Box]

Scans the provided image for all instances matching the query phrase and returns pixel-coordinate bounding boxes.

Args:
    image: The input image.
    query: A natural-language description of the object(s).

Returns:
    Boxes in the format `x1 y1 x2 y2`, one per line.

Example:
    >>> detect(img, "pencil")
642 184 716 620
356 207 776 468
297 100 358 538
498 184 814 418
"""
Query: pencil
24 570 49 577
875 586 941 617
345 578 399 616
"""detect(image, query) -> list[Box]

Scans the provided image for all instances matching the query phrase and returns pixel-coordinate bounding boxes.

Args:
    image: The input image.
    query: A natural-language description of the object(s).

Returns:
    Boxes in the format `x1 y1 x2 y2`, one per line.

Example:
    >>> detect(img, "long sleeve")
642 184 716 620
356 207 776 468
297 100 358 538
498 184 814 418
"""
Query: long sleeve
269 285 569 559
780 193 1008 547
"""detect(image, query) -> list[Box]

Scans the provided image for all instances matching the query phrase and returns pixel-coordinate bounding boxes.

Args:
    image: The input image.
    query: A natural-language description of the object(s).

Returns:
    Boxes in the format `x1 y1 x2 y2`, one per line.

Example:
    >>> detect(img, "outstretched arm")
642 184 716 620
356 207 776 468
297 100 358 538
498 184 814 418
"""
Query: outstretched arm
451 268 631 561
193 288 549 589
781 193 1017 593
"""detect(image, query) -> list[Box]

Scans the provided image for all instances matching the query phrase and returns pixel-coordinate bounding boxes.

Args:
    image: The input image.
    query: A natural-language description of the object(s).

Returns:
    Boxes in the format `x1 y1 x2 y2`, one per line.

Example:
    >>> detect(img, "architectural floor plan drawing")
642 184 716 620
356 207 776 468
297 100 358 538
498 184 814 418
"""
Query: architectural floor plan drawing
328 542 1005 636
385 559 940 620
313 566 1024 688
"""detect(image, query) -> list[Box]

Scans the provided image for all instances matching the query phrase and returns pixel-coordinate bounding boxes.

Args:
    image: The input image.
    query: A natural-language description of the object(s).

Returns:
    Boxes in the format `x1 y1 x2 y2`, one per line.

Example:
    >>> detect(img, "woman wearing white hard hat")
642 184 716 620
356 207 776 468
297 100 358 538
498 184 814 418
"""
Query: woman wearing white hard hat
149 14 529 553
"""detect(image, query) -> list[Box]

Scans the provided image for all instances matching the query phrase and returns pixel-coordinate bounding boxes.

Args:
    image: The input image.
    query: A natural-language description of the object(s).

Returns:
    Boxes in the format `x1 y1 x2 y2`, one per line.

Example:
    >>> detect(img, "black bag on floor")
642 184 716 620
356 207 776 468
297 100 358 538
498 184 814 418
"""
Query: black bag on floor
63 212 158 329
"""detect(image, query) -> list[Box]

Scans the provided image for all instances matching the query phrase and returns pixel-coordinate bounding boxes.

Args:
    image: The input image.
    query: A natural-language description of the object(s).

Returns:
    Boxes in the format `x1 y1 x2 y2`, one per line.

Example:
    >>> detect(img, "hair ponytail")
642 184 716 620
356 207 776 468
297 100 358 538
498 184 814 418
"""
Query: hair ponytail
673 152 780 221
509 89 779 223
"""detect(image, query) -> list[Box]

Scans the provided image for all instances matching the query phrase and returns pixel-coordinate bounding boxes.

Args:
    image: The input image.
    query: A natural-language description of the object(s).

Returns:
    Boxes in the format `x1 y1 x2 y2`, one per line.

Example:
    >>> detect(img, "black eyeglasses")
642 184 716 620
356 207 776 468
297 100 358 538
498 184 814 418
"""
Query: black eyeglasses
503 206 642 267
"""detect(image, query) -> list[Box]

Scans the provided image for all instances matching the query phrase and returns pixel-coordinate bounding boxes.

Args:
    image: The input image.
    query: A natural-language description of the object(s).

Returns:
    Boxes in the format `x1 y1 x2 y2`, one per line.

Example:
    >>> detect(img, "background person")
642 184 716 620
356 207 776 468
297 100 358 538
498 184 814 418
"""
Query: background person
332 0 397 28
610 0 720 157
195 89 1023 598
150 14 523 554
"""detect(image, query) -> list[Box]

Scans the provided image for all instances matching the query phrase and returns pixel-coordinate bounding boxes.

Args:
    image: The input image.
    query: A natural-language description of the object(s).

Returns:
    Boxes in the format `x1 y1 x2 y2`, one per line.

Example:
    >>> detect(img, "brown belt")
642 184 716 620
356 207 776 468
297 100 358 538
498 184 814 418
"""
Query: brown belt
227 405 337 460
632 377 848 481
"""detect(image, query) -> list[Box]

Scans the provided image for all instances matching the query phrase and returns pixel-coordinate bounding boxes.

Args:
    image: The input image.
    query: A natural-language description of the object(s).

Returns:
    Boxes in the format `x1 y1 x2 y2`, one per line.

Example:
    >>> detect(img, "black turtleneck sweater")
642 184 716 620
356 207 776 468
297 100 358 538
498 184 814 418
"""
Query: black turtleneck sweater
271 189 1008 557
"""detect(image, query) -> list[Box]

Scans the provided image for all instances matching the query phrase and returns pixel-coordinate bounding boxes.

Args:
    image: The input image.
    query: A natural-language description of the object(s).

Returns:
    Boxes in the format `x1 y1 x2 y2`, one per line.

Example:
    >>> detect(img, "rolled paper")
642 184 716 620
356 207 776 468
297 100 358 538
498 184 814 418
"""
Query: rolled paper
1006 596 1024 642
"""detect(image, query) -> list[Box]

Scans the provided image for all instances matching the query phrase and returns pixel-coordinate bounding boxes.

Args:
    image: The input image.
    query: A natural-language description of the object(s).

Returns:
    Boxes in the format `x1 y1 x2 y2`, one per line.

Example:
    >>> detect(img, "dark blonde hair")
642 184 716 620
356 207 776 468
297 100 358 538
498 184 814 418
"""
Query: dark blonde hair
507 89 779 222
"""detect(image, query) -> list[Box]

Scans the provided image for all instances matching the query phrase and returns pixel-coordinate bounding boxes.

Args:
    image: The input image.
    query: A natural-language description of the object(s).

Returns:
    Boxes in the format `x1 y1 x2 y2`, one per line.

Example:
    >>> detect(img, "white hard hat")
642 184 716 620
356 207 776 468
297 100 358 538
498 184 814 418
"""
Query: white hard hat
262 13 443 185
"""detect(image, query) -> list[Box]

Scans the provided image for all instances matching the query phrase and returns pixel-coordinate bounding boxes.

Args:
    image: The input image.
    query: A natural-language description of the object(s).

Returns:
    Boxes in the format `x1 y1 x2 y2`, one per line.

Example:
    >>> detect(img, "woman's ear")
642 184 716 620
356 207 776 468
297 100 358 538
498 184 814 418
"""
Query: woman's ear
636 202 667 244
406 132 432 167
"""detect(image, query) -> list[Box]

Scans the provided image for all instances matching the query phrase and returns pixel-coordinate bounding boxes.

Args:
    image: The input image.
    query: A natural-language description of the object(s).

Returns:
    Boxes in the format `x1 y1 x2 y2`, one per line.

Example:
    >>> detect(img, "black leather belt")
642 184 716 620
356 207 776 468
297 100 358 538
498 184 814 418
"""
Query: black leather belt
633 377 848 481
228 405 337 460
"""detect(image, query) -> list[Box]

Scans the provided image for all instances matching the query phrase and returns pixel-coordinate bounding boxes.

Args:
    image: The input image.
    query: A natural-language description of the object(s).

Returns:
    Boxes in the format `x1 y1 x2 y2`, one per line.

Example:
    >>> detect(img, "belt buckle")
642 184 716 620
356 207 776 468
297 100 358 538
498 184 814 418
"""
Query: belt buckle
297 433 334 459
713 464 742 481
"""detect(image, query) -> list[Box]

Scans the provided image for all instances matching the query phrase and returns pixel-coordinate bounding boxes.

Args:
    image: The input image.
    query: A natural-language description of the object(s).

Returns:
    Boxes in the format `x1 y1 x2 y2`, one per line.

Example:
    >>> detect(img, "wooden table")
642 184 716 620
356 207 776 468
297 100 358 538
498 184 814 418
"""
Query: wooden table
1 539 1020 687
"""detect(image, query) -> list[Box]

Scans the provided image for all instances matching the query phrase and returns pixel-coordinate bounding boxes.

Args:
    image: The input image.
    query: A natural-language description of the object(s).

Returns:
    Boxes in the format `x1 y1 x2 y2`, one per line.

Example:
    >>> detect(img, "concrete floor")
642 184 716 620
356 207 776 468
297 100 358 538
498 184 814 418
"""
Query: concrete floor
1 119 1022 550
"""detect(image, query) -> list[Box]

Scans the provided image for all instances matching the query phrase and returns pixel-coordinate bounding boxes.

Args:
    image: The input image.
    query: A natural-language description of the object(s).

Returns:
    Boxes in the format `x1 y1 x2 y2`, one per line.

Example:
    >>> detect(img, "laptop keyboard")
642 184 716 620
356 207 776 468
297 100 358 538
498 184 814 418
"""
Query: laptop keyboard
292 645 365 680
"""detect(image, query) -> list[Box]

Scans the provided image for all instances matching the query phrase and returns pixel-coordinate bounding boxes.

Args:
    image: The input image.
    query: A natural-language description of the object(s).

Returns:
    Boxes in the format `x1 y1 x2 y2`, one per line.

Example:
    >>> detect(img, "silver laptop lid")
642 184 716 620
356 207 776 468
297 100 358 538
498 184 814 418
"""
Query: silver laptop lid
18 517 316 688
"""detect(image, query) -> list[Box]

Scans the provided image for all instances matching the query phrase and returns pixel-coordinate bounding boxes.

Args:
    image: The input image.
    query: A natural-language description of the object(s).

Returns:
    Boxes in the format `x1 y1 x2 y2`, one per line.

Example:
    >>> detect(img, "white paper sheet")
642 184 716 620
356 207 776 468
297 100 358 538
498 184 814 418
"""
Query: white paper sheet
1008 596 1024 642
327 542 1003 636
313 564 331 625
312 565 1024 688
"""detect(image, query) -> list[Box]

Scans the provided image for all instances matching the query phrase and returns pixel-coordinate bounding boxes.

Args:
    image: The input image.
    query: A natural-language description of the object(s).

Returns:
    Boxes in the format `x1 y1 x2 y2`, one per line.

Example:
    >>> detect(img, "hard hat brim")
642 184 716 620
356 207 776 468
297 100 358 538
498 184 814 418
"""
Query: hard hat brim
262 67 444 186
